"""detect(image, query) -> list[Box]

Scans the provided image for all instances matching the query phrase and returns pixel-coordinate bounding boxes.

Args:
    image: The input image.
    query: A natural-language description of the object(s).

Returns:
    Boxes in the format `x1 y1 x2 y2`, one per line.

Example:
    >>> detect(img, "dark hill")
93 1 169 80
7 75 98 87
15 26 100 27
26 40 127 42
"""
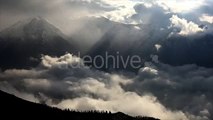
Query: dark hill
0 90 159 120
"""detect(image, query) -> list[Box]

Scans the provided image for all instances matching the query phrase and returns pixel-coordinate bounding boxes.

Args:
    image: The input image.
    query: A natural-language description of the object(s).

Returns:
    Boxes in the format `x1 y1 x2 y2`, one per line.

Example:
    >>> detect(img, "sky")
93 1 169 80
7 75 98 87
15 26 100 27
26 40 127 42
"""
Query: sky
0 0 213 34
1 0 213 120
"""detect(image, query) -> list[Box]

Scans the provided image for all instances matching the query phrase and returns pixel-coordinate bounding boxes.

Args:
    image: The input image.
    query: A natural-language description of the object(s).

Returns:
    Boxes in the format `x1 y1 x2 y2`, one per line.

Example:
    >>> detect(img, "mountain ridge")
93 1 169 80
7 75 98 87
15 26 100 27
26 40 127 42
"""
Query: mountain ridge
0 90 160 120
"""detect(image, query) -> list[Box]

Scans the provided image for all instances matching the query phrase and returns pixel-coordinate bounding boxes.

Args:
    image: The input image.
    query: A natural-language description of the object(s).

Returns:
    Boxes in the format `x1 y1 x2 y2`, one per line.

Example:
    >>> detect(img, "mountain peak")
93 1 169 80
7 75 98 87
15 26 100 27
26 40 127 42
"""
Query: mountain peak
28 16 49 24
32 16 44 20
0 17 64 39
0 17 78 70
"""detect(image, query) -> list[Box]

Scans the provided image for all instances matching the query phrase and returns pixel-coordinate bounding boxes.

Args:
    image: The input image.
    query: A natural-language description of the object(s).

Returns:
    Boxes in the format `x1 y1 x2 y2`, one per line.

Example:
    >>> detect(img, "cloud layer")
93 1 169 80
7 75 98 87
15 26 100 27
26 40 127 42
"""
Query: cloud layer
0 53 213 120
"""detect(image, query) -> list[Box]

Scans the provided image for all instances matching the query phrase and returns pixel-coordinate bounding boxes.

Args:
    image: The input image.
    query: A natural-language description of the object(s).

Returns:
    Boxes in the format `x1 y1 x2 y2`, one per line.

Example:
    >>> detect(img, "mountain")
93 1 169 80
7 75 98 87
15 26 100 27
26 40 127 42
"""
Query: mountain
0 17 77 70
0 17 66 39
70 17 117 54
85 18 170 72
2 16 213 71
158 34 213 67
71 17 158 54
0 90 159 120
83 17 213 71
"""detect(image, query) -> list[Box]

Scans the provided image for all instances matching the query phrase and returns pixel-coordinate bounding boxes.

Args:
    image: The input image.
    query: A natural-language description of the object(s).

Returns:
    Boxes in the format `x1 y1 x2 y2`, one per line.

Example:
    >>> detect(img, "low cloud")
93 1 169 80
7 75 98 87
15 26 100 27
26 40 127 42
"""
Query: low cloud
0 53 194 120
130 64 213 120
1 53 213 120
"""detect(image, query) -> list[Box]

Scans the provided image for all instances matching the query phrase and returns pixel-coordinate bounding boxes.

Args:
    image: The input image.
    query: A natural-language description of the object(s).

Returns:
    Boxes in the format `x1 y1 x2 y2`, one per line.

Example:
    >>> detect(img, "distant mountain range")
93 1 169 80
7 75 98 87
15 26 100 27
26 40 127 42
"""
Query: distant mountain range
0 90 159 120
82 17 213 70
1 16 213 71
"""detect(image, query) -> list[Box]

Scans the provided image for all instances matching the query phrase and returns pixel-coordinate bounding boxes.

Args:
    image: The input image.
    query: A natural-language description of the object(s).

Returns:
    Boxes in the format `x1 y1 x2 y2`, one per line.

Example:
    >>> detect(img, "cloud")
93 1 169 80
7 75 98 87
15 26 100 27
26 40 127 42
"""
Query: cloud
131 3 170 26
155 44 162 51
0 0 116 32
130 63 213 120
100 0 138 24
0 53 194 120
157 0 205 13
23 79 51 89
57 92 187 120
1 53 213 119
170 15 204 35
41 53 83 68
0 0 212 35
200 14 213 24
0 0 114 15
68 0 116 12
